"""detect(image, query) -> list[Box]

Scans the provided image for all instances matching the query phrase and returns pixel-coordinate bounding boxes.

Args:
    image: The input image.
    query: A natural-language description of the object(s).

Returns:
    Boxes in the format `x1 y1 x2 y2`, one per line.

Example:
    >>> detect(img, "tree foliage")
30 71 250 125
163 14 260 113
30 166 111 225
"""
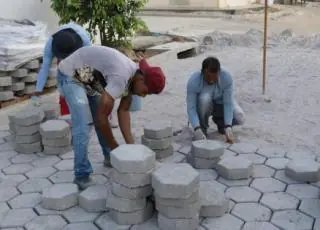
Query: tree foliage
47 0 148 48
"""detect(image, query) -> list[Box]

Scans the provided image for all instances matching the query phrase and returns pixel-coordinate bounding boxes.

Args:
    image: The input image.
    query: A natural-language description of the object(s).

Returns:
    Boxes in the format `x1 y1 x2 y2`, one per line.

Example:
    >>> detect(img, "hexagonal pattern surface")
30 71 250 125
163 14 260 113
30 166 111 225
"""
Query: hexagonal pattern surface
299 199 320 218
25 215 67 230
260 192 299 211
265 158 290 170
40 120 70 139
191 140 224 159
251 178 286 193
0 208 37 228
202 214 244 230
79 185 108 212
216 156 253 180
152 163 199 199
242 222 280 230
257 147 286 158
286 184 319 199
226 186 261 202
8 193 41 208
285 159 320 182
229 142 258 154
110 144 156 173
271 210 313 230
231 203 272 222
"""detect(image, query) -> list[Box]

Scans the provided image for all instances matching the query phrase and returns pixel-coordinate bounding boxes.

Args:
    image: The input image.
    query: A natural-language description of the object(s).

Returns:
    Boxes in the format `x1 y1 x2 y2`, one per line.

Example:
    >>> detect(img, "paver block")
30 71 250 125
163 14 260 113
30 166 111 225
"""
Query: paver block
0 76 12 86
265 158 290 170
11 68 28 78
53 159 73 171
191 140 224 159
40 103 60 120
229 142 257 154
79 185 108 212
18 178 52 193
40 120 70 139
271 210 313 230
42 133 71 147
14 141 43 154
225 186 261 203
95 213 131 230
106 190 146 212
0 208 37 228
155 189 199 208
0 187 19 202
3 163 33 175
232 203 272 222
274 170 300 184
286 184 319 199
216 156 253 180
257 147 286 158
202 214 243 230
49 170 73 184
24 72 37 83
188 155 220 169
109 201 154 225
12 82 25 91
199 181 228 217
44 145 72 155
154 146 174 159
42 183 78 210
24 59 40 69
158 213 199 230
144 120 173 139
156 200 200 219
15 132 41 144
314 219 320 230
198 169 218 181
25 215 67 230
251 178 286 193
159 152 186 164
242 222 280 230
252 164 275 178
9 122 40 135
62 206 99 222
0 202 10 220
112 182 152 199
260 192 299 211
26 166 57 178
130 215 159 230
63 223 100 230
286 150 315 160
141 135 172 150
152 163 199 199
299 198 320 218
285 159 320 182
111 144 155 173
0 91 14 101
237 153 266 164
10 107 44 126
0 174 27 188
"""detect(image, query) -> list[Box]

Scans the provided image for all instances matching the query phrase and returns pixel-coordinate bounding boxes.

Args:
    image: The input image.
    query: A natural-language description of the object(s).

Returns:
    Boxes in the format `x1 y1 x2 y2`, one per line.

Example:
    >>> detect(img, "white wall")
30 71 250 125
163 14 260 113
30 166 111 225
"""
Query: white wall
0 0 59 34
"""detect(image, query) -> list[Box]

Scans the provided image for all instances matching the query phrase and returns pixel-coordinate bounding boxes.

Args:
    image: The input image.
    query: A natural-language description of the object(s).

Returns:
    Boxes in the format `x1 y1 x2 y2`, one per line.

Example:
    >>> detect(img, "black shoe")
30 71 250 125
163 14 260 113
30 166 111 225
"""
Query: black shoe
73 176 94 190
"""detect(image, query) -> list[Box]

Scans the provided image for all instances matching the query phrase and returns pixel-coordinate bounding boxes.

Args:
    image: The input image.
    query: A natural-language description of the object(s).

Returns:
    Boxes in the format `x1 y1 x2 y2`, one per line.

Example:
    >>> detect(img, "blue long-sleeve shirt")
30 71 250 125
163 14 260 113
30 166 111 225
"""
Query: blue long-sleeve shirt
36 22 92 92
186 69 235 128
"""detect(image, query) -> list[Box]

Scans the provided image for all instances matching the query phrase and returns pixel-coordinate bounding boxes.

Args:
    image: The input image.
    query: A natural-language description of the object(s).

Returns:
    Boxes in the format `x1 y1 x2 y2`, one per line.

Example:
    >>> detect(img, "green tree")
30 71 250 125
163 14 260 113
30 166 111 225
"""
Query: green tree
46 0 148 48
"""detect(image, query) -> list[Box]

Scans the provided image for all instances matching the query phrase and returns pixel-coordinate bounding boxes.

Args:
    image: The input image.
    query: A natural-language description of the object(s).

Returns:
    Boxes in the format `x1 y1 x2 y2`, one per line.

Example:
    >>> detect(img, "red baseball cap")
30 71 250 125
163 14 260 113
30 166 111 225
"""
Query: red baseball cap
139 58 166 94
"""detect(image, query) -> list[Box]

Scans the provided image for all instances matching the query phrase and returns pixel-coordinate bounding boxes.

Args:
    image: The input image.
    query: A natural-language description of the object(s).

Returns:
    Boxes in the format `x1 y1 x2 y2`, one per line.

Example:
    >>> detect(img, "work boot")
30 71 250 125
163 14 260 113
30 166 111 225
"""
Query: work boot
73 176 94 190
104 155 112 168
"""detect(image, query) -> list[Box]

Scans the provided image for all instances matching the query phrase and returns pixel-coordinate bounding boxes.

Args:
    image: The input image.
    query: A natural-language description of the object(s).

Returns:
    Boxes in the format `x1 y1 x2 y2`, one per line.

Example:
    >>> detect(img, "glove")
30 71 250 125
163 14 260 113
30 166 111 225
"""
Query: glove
193 128 206 141
225 126 235 144
30 96 41 107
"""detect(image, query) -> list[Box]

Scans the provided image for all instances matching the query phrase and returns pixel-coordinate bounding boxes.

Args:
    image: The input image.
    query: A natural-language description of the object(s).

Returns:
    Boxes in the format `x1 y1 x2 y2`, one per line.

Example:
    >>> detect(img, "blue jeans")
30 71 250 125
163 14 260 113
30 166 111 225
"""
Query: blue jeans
57 71 110 178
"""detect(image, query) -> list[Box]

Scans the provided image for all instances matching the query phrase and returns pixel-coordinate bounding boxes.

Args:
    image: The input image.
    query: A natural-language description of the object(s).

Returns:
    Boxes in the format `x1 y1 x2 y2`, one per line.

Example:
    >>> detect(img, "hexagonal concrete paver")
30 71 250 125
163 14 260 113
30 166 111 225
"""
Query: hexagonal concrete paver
274 170 300 185
25 215 67 230
225 186 261 202
40 120 70 139
143 120 172 139
198 169 218 181
0 158 11 169
286 184 319 199
95 213 131 230
257 147 286 158
285 159 320 182
62 206 100 223
271 210 313 230
49 171 74 184
0 202 10 219
8 193 41 208
63 222 100 230
231 203 272 222
202 214 244 230
0 174 27 188
152 163 199 199
252 165 275 178
260 192 299 211
111 144 156 173
10 154 39 164
25 166 57 179
32 156 61 167
79 185 108 212
299 199 320 218
286 150 316 160
191 140 224 159
218 177 252 187
54 160 74 171
0 186 20 202
216 156 253 180
237 153 266 164
265 158 290 170
242 222 280 230
251 178 286 193
229 142 258 154
17 178 52 193
2 163 33 175
0 208 37 228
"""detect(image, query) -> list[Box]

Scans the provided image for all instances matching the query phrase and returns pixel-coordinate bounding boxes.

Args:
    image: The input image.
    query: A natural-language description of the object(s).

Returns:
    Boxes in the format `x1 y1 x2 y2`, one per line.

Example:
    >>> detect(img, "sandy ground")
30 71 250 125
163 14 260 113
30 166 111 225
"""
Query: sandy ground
0 4 319 155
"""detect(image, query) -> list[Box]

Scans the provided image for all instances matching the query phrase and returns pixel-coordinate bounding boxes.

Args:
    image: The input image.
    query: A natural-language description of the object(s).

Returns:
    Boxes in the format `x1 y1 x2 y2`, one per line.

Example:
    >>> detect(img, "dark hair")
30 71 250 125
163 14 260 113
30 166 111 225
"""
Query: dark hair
201 57 220 74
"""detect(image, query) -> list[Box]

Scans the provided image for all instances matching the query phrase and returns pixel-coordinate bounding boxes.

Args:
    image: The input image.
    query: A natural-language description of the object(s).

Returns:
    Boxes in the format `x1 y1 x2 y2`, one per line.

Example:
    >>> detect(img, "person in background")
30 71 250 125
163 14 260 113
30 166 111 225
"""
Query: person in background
57 45 165 189
186 56 245 144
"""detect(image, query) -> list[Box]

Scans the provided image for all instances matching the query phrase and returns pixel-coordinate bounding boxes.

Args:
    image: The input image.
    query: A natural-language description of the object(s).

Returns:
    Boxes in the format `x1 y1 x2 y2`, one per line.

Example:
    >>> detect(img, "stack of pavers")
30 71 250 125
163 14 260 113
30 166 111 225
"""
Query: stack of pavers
45 67 57 89
0 71 14 102
141 120 174 159
9 106 45 153
40 120 72 155
188 140 224 169
152 163 201 230
11 68 27 96
107 144 156 225
40 102 60 121
23 59 40 95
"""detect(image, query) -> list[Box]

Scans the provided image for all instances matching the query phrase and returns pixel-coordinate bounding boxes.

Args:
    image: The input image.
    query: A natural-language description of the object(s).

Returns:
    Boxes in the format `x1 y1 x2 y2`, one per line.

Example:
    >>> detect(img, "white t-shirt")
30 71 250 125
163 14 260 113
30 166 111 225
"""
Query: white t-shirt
58 45 137 99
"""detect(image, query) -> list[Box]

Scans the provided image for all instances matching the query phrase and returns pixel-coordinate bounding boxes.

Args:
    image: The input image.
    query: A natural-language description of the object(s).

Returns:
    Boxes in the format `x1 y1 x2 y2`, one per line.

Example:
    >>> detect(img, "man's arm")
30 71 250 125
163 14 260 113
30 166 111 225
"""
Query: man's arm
35 38 53 93
96 91 119 150
222 73 234 126
118 94 134 144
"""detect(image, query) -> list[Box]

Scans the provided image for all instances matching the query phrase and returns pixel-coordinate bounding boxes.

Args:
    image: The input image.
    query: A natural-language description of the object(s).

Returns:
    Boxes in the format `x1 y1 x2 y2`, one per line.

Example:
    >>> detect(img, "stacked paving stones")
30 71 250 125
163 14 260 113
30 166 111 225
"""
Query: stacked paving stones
152 163 201 230
285 158 320 182
216 155 253 180
45 67 58 88
41 103 60 121
189 140 224 169
40 120 72 155
141 121 174 159
23 59 40 95
9 106 45 153
0 71 14 101
107 144 156 225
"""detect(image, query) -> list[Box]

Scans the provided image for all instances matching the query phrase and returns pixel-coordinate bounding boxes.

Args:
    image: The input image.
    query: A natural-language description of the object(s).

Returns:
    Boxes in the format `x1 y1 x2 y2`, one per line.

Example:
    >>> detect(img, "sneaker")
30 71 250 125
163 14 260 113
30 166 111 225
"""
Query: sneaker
73 176 94 190
104 156 112 167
